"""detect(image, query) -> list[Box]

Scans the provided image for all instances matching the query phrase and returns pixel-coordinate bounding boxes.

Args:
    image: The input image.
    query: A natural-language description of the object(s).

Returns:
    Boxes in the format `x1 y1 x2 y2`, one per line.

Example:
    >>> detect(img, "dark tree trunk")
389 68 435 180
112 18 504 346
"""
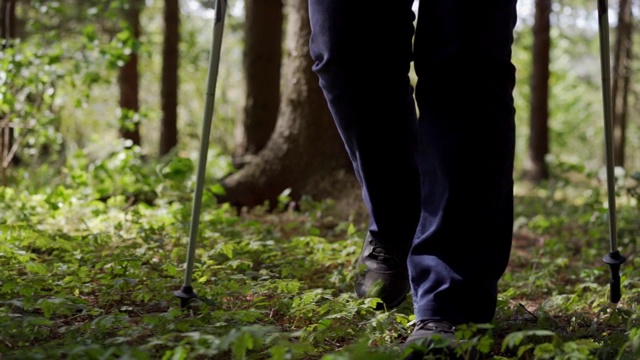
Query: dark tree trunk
232 0 283 167
118 0 142 147
159 0 180 156
220 0 352 208
1 0 18 172
612 0 632 167
1 0 16 42
526 0 551 182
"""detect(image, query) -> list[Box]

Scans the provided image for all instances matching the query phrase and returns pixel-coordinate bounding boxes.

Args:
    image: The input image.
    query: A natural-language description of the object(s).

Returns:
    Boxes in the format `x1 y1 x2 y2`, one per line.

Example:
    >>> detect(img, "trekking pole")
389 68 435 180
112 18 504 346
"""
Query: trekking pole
174 0 227 308
596 0 626 304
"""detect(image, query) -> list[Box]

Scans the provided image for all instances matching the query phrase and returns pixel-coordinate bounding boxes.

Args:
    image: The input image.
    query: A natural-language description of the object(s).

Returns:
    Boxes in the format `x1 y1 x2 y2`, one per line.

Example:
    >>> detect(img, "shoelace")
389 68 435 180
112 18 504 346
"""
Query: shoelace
367 239 397 264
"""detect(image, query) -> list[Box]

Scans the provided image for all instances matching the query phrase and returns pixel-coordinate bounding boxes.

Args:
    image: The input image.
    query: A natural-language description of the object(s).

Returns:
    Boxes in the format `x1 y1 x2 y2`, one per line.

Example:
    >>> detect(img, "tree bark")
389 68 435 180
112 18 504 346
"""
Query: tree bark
118 0 142 147
1 0 16 43
232 0 283 167
159 0 180 156
612 0 632 168
219 0 352 208
526 0 551 182
1 0 17 171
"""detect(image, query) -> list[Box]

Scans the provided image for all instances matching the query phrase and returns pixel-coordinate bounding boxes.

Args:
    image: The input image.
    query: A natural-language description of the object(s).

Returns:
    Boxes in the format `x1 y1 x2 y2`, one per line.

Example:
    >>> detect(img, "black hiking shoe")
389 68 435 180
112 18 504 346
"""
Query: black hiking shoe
403 320 457 359
403 321 483 360
354 234 409 310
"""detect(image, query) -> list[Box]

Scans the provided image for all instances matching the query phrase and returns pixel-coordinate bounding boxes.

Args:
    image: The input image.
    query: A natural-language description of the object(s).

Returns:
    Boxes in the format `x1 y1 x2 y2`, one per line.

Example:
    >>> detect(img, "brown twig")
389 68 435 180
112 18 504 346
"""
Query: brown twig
518 303 539 320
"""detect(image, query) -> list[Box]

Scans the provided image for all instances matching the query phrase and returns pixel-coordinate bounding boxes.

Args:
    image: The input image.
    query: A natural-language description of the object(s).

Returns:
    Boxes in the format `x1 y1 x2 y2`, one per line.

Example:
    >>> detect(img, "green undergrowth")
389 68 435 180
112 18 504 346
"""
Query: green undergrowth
1 148 640 359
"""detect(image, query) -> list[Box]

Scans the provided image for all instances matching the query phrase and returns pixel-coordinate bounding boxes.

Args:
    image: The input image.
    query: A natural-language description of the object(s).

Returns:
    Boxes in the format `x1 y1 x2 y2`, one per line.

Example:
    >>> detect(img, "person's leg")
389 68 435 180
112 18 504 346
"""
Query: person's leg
410 0 518 326
308 1 421 307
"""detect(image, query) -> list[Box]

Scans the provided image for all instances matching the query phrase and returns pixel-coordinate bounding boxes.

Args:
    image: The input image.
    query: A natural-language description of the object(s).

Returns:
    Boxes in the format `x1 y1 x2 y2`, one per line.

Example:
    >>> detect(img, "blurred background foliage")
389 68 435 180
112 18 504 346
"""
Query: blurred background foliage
1 0 640 192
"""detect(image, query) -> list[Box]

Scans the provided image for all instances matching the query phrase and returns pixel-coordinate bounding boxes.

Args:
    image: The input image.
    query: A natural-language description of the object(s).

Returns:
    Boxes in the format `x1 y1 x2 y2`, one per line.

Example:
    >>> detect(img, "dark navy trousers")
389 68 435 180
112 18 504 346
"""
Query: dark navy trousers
308 1 518 325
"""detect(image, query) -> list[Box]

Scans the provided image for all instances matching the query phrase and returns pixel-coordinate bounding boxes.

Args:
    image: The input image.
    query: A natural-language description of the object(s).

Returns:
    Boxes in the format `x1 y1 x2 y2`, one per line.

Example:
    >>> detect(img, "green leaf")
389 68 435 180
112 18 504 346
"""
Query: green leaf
269 345 288 360
160 157 194 182
209 183 226 195
82 25 98 42
231 331 254 360
214 242 234 259
171 346 188 360
502 330 556 351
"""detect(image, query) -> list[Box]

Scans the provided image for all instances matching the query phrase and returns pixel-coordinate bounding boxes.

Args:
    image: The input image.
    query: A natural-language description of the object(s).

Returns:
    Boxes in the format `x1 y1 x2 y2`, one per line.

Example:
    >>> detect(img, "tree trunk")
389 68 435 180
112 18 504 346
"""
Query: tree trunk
1 0 17 172
232 0 283 167
1 0 16 43
612 0 632 168
118 0 142 147
159 0 180 156
220 0 352 208
526 0 551 182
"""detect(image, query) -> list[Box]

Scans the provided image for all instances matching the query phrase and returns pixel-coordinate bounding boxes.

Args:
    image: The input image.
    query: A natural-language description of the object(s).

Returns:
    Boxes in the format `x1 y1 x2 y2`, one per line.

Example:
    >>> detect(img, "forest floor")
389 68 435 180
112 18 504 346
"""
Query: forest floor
1 150 639 359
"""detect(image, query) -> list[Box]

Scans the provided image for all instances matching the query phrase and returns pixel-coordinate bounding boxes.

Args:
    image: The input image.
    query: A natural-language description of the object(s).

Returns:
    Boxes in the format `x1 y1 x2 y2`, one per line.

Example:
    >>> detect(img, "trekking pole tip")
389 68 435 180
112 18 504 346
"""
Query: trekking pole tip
174 285 198 308
603 251 626 303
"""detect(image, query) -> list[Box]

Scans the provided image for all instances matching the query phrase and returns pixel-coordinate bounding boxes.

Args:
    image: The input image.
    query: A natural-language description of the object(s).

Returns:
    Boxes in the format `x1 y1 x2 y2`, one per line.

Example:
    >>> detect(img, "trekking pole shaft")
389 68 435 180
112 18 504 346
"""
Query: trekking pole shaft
597 0 618 253
182 0 227 288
